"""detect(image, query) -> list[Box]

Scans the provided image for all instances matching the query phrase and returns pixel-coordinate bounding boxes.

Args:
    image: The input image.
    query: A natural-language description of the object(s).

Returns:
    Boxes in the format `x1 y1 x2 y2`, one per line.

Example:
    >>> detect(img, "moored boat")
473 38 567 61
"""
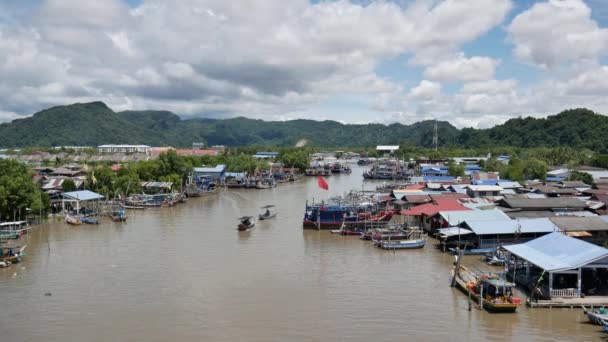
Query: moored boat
582 306 608 325
451 265 520 313
237 216 255 231
376 229 427 250
0 245 26 264
0 221 30 238
81 217 99 224
65 216 83 225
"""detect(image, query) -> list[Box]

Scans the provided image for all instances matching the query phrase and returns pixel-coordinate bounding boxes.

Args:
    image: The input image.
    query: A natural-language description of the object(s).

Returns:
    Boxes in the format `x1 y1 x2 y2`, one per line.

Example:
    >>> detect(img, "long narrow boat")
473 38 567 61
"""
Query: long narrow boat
602 320 608 332
582 306 608 325
378 237 426 249
377 229 427 249
451 265 520 313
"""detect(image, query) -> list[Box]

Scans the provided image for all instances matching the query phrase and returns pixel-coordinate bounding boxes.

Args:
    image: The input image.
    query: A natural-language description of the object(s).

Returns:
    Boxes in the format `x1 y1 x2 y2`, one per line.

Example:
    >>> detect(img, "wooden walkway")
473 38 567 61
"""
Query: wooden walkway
527 296 608 308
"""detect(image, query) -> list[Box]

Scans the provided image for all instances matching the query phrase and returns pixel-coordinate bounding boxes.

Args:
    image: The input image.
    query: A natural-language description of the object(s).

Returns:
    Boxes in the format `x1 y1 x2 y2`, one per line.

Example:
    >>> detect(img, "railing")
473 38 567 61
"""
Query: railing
551 288 578 298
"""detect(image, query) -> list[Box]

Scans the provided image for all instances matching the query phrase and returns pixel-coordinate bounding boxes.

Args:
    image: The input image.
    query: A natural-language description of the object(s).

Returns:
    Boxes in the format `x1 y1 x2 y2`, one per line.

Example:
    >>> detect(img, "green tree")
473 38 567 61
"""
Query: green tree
523 158 548 180
62 179 77 192
568 171 594 185
0 159 49 220
447 161 465 178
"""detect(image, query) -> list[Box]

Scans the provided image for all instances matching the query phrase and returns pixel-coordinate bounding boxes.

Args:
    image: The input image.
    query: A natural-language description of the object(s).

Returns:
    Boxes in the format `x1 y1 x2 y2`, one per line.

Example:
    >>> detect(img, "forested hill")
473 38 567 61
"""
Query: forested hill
0 103 606 150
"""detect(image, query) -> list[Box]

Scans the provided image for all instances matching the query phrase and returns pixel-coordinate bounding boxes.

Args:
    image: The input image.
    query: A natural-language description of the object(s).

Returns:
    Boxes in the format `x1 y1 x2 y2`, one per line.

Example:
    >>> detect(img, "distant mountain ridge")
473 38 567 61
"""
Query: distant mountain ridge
0 102 606 151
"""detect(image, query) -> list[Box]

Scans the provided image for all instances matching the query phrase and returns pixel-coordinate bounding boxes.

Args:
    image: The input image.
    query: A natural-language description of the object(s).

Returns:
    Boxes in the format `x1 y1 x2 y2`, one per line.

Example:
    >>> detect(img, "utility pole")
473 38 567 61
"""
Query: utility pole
432 120 438 152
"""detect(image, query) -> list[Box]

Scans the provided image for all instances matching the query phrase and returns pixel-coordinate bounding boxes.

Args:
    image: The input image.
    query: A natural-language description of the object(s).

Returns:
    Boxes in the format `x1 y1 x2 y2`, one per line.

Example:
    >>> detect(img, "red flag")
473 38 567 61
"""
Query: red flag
317 176 329 190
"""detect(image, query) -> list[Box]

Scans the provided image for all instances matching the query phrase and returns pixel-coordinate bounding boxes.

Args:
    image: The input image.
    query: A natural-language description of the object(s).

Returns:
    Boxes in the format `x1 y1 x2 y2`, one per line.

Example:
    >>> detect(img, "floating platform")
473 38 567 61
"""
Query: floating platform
527 296 608 308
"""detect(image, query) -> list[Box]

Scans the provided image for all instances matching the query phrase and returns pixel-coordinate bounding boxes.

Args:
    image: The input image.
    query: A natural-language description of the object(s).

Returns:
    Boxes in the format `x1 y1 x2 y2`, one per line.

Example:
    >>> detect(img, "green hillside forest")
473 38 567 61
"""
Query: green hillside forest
0 102 606 151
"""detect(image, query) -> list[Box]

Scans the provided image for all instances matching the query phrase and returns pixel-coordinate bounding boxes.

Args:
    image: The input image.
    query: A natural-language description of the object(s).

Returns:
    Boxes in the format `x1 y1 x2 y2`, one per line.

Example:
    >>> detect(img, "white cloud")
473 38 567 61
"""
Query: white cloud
408 80 441 101
508 0 608 68
424 55 499 82
0 0 514 122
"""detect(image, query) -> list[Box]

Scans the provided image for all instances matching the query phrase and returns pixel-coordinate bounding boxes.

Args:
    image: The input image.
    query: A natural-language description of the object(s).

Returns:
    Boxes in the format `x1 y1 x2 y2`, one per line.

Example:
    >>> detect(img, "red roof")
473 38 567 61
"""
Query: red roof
401 199 471 216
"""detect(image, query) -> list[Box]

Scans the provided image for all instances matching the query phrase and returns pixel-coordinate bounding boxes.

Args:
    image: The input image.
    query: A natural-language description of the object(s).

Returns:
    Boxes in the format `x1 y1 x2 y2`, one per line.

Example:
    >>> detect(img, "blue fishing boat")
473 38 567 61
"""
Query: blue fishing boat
80 217 99 224
449 247 496 255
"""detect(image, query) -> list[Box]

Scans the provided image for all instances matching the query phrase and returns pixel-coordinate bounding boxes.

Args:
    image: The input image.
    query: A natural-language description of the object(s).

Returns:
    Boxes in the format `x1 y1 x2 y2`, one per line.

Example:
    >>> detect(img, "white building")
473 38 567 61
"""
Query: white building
376 145 399 156
98 145 151 154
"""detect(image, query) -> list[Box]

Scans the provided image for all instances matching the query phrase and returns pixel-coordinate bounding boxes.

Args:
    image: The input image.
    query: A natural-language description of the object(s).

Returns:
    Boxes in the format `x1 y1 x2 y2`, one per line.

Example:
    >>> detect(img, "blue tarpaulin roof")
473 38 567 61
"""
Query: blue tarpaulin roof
465 218 559 236
62 190 104 201
503 232 608 272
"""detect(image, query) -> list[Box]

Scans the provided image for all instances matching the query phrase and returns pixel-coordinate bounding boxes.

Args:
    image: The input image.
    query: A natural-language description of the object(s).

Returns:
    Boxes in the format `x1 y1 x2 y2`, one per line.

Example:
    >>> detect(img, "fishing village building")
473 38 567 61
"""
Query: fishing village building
504 232 608 302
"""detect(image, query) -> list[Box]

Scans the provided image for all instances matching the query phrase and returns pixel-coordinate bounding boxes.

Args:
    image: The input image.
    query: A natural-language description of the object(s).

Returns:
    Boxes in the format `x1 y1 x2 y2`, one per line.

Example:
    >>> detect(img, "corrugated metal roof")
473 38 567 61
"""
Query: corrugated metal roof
549 217 608 232
193 164 227 173
402 199 470 216
467 185 503 192
62 190 104 201
436 227 474 238
465 218 559 236
439 209 510 226
503 232 608 272
502 198 587 209
139 181 173 188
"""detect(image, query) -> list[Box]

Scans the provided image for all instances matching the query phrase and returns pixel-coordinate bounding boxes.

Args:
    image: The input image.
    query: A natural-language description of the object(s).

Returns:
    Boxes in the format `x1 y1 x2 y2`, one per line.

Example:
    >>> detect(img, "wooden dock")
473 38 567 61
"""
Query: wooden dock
527 296 608 308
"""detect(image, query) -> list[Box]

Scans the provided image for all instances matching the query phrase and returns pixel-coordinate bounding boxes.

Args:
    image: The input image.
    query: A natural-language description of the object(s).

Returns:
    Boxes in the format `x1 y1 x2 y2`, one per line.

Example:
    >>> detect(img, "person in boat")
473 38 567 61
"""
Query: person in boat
265 209 270 216
599 306 607 315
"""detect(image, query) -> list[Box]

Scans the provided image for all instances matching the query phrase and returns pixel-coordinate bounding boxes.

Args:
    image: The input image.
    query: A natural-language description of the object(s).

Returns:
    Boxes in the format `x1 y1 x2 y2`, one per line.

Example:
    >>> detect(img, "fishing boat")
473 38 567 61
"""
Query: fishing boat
451 265 520 313
237 216 255 231
184 176 218 197
258 205 277 220
65 216 83 225
449 247 497 255
602 319 608 332
112 210 127 222
377 229 427 250
0 245 26 264
581 306 608 325
80 217 99 224
0 221 30 238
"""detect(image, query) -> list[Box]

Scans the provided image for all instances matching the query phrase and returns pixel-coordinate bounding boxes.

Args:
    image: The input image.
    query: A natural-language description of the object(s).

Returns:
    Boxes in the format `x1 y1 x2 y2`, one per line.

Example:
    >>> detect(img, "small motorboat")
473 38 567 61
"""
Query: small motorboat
582 306 608 325
65 216 83 225
81 217 99 225
112 210 127 222
258 205 277 220
237 216 255 231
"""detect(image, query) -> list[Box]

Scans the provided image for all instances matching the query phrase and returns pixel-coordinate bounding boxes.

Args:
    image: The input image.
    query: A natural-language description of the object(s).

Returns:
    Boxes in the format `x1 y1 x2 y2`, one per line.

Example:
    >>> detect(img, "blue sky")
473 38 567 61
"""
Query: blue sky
1 0 608 128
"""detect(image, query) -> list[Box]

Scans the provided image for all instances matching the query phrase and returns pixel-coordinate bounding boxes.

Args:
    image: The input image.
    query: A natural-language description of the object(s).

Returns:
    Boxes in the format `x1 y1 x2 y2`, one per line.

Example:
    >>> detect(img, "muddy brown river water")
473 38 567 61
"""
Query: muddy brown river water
0 165 603 341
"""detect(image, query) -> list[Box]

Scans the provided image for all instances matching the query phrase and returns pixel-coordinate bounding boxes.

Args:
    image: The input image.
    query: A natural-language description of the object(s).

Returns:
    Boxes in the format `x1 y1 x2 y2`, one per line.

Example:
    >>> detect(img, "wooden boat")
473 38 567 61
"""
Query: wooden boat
112 210 127 222
0 221 30 238
258 205 277 220
0 245 26 263
237 216 255 231
449 247 496 255
582 306 608 325
65 216 83 225
81 217 99 225
451 265 520 313
377 230 427 250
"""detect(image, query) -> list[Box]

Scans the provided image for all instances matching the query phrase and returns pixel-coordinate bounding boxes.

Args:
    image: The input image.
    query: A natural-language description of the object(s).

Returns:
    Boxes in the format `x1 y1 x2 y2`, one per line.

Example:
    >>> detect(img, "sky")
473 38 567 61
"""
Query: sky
1 0 608 128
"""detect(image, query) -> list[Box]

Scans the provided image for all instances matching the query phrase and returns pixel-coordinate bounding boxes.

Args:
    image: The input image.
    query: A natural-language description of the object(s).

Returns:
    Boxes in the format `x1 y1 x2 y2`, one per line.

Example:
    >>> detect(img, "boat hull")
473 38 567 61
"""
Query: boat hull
237 223 255 231
378 239 426 250
452 267 519 313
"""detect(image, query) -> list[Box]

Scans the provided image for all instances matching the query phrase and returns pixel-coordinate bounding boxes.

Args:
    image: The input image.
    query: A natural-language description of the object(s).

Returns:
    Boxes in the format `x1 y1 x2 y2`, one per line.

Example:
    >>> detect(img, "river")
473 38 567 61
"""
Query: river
0 165 602 341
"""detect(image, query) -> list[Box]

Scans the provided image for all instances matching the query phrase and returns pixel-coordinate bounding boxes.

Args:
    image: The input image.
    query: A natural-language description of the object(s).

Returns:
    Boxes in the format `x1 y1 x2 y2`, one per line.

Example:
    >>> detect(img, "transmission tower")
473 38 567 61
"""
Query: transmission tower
432 120 438 151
